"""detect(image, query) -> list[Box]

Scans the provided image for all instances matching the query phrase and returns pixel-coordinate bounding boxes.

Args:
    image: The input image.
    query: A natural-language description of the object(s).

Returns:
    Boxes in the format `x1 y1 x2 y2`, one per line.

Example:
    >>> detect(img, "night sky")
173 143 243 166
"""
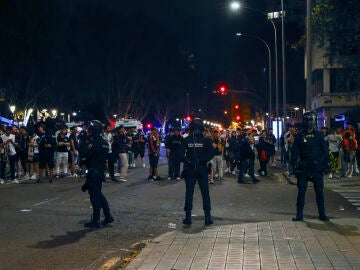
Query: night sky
0 0 304 122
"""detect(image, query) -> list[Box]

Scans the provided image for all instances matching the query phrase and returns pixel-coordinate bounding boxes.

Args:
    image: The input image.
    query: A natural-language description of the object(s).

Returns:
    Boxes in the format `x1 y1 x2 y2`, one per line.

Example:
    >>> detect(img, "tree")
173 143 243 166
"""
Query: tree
312 0 360 70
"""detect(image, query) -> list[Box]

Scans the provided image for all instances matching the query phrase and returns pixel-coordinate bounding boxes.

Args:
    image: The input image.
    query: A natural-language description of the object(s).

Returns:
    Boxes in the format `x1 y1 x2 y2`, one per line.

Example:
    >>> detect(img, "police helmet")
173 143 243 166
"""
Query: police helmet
303 111 317 130
189 118 204 132
87 120 104 136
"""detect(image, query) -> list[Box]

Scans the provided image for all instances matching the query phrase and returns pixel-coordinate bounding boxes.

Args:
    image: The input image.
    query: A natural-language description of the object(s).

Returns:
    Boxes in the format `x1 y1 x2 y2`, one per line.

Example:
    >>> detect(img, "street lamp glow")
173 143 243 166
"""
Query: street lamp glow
72 112 77 116
236 32 242 36
10 105 16 113
230 1 241 11
51 109 57 117
294 107 300 111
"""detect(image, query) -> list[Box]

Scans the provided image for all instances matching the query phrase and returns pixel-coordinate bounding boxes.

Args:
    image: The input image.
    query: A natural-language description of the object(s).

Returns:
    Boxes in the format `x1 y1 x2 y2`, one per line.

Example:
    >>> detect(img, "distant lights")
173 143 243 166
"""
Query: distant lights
230 1 241 10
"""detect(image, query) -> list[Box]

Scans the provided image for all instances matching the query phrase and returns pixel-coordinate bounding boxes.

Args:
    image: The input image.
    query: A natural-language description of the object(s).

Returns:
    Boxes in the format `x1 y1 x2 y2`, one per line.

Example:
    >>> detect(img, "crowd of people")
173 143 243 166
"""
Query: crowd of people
0 122 149 184
1 118 358 186
281 122 359 179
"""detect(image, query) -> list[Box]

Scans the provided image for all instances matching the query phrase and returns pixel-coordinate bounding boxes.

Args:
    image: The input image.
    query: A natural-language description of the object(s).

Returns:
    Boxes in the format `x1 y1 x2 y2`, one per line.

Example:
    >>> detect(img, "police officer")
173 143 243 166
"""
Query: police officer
181 118 215 226
292 111 330 221
81 120 114 228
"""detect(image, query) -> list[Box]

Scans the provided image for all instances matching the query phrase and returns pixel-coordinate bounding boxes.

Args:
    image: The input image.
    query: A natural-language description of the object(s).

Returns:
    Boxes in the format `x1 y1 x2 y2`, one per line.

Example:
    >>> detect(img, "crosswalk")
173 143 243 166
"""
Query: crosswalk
326 178 360 211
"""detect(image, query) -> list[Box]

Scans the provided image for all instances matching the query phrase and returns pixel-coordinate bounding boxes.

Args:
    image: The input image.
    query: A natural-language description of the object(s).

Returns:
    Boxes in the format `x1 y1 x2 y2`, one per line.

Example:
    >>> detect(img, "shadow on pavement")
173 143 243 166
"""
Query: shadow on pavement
305 221 360 236
28 228 93 249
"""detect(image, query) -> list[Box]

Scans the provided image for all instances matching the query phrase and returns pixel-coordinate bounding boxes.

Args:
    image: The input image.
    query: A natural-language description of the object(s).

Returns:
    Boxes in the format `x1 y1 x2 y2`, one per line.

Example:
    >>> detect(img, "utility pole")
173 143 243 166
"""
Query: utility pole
306 0 313 110
281 0 287 118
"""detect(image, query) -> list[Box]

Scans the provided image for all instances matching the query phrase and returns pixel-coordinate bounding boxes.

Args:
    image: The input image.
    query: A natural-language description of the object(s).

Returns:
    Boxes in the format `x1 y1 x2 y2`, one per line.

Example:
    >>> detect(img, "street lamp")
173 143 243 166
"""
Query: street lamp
51 109 57 118
230 1 280 146
9 105 15 114
230 1 278 118
236 32 272 124
9 105 16 124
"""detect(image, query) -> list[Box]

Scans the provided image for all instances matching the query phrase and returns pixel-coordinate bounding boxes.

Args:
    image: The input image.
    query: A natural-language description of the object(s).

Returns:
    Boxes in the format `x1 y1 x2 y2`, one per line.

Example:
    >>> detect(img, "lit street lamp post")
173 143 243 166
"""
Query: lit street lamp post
9 105 16 124
230 1 279 122
230 1 280 143
236 33 272 126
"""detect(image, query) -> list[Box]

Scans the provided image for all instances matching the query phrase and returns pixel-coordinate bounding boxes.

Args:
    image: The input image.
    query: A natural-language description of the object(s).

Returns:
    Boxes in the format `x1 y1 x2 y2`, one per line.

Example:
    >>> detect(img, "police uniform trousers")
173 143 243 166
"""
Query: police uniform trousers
184 165 211 214
87 170 111 220
169 152 181 179
296 170 326 218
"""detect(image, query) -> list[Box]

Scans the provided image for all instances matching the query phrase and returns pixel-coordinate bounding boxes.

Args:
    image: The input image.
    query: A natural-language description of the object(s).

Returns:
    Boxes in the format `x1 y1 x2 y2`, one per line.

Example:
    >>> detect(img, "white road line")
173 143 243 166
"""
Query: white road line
334 190 360 193
33 197 59 206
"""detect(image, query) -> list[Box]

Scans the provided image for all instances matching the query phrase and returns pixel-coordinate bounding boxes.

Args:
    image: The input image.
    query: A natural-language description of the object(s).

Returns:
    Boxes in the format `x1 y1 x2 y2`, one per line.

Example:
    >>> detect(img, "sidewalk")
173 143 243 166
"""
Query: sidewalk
125 218 360 270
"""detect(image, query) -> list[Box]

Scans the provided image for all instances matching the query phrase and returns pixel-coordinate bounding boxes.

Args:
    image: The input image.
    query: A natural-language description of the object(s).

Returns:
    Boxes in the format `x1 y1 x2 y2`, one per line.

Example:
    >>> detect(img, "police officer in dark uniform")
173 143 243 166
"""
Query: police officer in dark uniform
81 120 114 228
292 111 330 221
181 118 215 226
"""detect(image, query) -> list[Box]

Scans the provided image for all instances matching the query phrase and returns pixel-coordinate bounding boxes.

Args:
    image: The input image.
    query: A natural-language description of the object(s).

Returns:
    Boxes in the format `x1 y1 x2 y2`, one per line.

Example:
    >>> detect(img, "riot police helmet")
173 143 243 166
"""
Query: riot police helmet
189 118 204 133
87 120 104 136
303 111 317 130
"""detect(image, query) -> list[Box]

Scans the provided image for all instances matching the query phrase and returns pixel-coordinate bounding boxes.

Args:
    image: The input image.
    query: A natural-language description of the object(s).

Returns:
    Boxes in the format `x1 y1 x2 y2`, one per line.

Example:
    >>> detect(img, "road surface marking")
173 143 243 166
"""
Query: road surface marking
33 197 59 206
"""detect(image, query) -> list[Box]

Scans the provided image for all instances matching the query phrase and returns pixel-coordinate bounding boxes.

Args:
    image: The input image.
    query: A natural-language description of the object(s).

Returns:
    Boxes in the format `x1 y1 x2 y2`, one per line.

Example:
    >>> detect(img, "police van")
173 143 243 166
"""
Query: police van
115 118 143 130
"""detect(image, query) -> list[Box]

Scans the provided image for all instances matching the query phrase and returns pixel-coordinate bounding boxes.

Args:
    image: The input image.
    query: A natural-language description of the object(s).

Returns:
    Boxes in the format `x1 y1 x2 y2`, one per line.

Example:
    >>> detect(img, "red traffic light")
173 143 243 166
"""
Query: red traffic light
218 84 227 95
185 116 192 122
146 123 152 128
235 115 241 121
234 104 239 110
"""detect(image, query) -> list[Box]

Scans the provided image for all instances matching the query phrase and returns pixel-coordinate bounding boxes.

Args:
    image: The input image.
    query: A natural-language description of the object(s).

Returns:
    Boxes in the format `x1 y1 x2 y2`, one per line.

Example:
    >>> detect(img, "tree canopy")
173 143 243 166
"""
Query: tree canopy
312 0 360 70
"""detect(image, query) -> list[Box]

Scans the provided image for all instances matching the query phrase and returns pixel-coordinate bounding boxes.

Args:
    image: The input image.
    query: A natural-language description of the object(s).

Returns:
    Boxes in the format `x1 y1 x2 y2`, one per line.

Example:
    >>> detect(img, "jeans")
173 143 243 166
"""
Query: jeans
56 152 68 175
119 153 128 178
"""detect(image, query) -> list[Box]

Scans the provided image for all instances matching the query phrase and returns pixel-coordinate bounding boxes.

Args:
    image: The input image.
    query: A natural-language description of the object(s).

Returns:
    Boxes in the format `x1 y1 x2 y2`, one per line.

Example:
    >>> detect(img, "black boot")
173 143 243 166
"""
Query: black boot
102 215 115 226
319 215 330 221
205 213 213 226
84 220 100 228
183 211 192 225
292 217 303 222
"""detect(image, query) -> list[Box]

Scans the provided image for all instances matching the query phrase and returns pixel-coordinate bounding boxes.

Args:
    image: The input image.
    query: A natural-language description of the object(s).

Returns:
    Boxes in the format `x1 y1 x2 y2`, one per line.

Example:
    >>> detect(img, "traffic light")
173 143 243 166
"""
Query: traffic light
185 115 192 122
235 115 241 121
218 84 227 95
146 123 152 129
234 104 239 110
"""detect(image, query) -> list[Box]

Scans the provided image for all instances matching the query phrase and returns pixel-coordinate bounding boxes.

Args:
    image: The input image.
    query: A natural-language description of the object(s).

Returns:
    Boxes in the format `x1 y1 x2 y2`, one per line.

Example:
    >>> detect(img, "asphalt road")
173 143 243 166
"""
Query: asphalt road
0 153 358 270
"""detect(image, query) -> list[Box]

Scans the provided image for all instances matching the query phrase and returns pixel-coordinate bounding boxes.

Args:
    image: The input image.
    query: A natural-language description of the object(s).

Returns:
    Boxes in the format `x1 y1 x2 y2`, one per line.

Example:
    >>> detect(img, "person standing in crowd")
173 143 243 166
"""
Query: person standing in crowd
325 127 343 178
113 125 129 182
228 131 239 175
81 120 114 228
102 125 115 181
28 125 42 180
343 132 358 178
1 127 18 183
266 128 277 166
342 122 359 174
292 111 330 222
127 128 135 168
237 130 260 184
165 128 175 179
257 130 270 176
56 126 70 178
181 118 215 226
78 128 88 177
38 123 57 183
285 124 296 177
209 130 224 183
69 126 79 178
280 129 286 167
167 127 183 180
223 129 231 173
17 126 29 179
147 127 161 181
133 129 146 168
